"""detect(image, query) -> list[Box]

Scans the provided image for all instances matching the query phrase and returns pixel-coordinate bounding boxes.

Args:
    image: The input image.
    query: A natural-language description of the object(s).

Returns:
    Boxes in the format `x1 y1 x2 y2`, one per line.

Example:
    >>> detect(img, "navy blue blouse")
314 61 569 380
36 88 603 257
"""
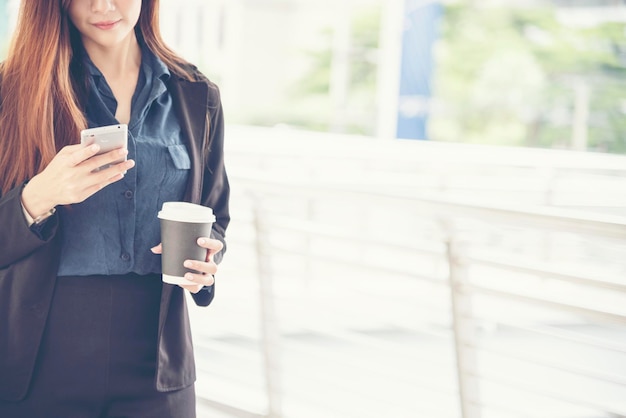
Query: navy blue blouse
57 44 190 276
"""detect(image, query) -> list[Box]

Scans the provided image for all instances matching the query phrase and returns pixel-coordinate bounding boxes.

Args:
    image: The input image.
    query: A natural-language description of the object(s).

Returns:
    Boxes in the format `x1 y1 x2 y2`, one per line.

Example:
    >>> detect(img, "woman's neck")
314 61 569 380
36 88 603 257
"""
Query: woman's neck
82 33 142 80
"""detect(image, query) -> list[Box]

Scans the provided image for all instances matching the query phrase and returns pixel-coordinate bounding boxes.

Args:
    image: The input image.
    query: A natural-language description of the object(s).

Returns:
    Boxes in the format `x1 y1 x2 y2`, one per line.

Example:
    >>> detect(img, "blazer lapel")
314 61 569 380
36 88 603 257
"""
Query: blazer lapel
158 75 209 334
169 75 209 204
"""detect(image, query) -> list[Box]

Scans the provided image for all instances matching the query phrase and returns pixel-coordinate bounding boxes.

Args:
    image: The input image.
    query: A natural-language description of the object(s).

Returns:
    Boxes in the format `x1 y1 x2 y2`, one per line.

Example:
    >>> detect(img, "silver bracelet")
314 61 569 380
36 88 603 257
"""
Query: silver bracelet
33 207 57 225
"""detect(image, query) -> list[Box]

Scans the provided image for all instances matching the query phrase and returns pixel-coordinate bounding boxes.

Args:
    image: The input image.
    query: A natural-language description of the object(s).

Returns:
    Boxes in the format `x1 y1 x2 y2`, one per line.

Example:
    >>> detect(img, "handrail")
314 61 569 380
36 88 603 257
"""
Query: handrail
465 370 626 417
248 213 625 294
235 173 626 239
468 252 626 292
226 125 626 172
466 317 626 353
465 342 626 386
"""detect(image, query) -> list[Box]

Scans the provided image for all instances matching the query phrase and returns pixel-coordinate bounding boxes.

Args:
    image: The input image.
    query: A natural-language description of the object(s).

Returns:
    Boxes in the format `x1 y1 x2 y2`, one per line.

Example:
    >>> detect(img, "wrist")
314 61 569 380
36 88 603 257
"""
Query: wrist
21 179 57 220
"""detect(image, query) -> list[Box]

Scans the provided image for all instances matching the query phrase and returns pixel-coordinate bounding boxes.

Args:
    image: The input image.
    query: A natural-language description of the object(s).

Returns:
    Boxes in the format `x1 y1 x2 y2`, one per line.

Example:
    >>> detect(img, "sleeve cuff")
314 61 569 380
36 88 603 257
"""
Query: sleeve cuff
21 201 56 227
21 201 36 226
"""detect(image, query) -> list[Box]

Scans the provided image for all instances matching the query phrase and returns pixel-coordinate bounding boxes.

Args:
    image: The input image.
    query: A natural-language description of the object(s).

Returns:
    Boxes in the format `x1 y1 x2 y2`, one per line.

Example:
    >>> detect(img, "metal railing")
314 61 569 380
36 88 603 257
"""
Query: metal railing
192 127 626 418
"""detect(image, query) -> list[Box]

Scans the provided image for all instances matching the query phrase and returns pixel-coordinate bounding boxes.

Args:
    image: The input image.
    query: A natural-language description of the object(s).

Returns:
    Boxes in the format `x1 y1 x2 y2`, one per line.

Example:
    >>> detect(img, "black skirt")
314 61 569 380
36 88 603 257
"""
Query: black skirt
0 273 196 418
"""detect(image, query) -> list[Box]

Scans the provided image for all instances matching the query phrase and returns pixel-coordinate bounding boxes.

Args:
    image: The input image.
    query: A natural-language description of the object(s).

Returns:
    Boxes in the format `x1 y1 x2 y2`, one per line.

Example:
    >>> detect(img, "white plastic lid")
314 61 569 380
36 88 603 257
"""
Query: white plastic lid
157 201 215 223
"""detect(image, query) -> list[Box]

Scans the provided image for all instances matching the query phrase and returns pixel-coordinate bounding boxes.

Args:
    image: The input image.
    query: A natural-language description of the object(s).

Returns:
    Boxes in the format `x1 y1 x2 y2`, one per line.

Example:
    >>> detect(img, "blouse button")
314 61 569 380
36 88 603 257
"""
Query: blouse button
124 190 134 199
121 252 131 261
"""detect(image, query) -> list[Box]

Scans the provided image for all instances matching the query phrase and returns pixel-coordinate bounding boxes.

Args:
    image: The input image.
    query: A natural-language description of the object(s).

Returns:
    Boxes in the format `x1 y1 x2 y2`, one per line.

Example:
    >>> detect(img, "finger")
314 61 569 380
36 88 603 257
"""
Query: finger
197 238 223 262
183 259 217 276
183 271 215 286
59 143 94 155
79 172 126 198
79 161 133 198
86 160 135 189
197 237 223 251
98 158 135 177
151 243 163 254
84 148 129 172
68 143 101 166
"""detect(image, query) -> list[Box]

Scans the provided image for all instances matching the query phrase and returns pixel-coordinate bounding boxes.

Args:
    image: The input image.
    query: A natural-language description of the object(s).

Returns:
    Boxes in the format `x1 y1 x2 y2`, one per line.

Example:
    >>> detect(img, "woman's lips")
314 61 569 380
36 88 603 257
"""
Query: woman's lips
93 20 120 30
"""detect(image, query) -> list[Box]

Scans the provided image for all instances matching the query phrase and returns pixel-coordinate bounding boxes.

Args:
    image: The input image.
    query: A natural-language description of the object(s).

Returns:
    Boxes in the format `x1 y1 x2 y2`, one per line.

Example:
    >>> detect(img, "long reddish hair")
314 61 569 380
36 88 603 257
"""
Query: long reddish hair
0 0 194 192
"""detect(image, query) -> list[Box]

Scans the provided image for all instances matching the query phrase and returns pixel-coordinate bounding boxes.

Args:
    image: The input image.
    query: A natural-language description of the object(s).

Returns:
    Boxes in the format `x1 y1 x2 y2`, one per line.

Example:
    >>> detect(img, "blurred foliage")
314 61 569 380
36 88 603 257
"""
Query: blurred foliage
278 2 626 152
280 5 381 135
433 3 626 153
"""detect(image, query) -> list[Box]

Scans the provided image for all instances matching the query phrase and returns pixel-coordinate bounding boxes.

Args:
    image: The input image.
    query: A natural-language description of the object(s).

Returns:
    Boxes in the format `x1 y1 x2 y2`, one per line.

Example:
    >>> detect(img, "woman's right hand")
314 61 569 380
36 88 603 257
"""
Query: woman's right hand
21 143 135 218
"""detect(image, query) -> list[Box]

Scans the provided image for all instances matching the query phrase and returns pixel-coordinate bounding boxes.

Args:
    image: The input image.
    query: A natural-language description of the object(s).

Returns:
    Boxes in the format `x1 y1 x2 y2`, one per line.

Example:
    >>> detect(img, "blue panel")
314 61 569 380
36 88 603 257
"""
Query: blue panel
397 1 443 140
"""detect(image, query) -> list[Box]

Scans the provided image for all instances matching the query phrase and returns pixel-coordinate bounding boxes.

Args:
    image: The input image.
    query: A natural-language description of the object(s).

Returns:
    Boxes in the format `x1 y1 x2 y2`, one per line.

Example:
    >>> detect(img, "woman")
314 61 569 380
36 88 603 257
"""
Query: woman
0 0 230 417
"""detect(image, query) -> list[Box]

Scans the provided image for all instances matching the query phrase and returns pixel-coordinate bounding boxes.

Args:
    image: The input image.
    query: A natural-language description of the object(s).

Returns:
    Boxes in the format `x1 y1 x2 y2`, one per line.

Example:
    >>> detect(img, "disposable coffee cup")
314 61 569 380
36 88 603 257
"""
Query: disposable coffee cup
158 202 216 285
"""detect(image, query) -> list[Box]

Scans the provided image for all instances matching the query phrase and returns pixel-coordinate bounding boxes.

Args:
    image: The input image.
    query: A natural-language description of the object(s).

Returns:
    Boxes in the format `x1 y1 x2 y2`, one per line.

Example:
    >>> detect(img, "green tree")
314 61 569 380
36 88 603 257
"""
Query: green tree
432 3 626 153
277 5 381 135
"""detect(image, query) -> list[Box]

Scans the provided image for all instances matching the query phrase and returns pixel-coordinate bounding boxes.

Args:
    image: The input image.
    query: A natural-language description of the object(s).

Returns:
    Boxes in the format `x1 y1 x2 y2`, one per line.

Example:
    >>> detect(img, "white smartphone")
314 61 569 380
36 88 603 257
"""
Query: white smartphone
80 123 128 171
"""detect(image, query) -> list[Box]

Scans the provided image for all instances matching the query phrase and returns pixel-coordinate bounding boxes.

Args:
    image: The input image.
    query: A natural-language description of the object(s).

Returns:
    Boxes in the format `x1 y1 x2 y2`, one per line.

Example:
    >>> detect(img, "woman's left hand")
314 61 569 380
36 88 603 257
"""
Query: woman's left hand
151 237 224 293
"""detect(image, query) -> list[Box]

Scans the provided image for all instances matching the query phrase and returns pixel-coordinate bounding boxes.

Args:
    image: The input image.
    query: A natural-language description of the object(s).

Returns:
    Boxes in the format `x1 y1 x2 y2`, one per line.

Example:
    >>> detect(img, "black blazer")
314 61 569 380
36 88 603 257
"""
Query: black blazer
0 67 230 401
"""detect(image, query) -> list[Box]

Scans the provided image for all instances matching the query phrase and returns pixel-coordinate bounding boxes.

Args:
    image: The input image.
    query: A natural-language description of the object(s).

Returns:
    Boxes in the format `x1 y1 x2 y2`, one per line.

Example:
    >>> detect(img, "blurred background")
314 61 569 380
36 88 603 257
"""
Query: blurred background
2 0 626 417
